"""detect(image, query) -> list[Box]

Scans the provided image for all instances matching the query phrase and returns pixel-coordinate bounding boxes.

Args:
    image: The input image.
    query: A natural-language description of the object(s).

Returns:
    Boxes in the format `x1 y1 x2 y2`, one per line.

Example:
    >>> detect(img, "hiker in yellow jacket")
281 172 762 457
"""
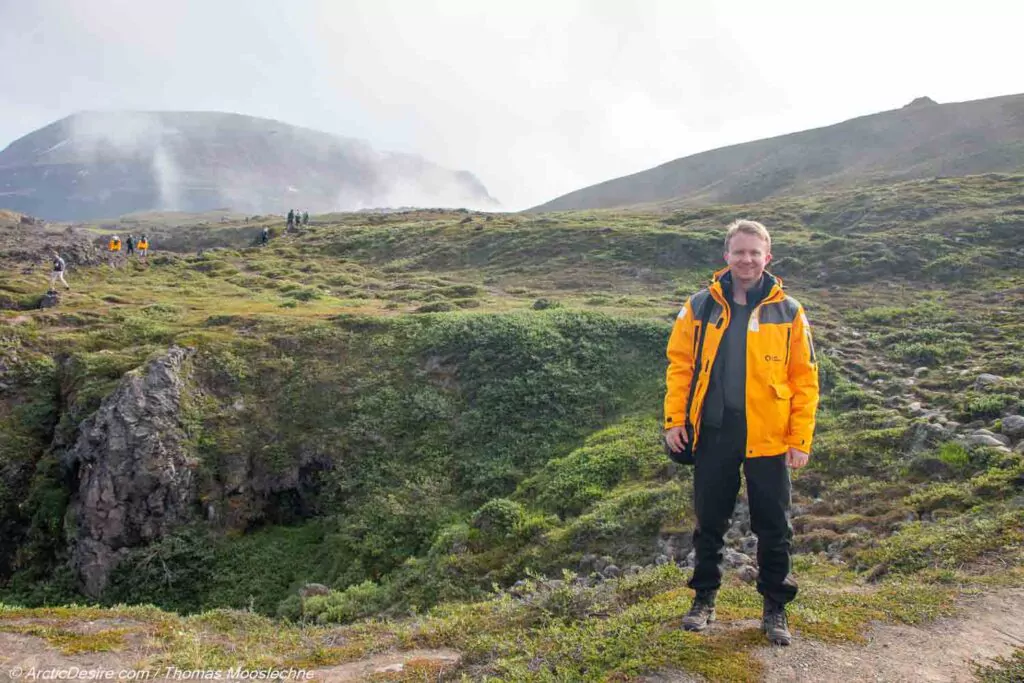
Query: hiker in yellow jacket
107 235 122 266
138 235 150 260
664 219 819 646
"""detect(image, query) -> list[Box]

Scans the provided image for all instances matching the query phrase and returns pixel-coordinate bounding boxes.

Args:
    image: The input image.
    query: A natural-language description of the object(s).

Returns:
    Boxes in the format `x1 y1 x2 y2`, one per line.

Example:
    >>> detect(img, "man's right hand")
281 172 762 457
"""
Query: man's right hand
664 426 689 452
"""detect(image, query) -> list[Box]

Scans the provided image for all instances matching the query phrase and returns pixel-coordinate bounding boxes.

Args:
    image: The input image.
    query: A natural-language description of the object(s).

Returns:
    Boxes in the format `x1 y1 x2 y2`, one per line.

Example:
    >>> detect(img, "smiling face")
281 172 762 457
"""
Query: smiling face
724 230 772 288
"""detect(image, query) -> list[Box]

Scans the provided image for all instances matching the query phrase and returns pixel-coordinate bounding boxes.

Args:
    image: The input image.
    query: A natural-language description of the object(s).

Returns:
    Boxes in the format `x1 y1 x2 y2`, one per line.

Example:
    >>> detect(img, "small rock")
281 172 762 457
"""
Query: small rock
724 549 754 568
740 536 758 555
1001 415 1024 439
299 583 331 598
654 554 670 566
578 553 597 574
737 565 758 583
602 564 621 579
961 434 1009 449
908 402 923 414
39 291 61 308
971 429 1011 446
1015 441 1024 454
627 565 643 576
906 455 953 479
975 373 1004 389
593 556 610 573
913 367 930 378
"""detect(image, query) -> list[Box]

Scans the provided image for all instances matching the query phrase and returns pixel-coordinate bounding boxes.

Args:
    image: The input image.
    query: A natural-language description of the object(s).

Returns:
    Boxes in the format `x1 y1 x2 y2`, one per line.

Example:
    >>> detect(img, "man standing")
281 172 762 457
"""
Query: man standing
126 234 136 257
50 251 70 290
664 220 819 646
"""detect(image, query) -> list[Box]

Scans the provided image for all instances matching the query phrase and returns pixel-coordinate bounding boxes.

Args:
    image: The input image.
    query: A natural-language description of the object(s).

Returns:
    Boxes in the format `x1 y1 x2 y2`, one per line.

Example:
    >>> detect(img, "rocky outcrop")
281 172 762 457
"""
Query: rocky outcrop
66 346 198 597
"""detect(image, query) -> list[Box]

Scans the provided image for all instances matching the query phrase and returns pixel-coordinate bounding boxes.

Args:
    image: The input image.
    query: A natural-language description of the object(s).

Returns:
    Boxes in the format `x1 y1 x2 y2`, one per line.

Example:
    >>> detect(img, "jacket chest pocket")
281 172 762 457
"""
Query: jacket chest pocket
752 323 792 379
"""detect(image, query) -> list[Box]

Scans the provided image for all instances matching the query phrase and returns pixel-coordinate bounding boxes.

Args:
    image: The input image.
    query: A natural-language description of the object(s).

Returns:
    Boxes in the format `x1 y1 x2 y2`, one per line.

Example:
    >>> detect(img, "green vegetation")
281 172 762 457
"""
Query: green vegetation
975 648 1024 683
0 173 1022 678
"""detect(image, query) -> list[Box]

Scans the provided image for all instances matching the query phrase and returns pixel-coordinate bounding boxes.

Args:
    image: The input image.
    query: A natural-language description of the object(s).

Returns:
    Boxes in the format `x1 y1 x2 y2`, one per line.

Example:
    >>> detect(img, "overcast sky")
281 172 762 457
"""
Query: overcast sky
1 0 1022 210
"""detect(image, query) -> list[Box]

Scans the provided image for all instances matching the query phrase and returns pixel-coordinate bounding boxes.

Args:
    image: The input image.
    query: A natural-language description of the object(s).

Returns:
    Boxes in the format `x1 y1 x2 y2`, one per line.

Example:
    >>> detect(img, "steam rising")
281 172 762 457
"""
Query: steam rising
15 110 500 217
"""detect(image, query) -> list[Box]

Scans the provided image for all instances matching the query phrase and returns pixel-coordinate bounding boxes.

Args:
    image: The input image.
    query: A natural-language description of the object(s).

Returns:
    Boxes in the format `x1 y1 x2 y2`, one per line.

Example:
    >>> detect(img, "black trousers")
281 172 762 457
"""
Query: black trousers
687 409 798 605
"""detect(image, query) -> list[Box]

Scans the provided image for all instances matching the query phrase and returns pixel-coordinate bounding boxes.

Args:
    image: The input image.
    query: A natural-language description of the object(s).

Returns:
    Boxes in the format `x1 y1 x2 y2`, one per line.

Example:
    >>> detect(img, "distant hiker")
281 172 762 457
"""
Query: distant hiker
107 235 122 266
261 226 270 246
126 234 136 256
49 251 70 291
138 235 149 259
665 220 819 646
302 211 309 226
287 209 295 229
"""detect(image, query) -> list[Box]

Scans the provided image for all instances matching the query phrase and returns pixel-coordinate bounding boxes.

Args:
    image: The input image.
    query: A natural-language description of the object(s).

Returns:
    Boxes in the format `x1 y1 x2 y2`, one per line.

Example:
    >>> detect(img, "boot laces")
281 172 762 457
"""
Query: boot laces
688 596 714 617
765 604 788 630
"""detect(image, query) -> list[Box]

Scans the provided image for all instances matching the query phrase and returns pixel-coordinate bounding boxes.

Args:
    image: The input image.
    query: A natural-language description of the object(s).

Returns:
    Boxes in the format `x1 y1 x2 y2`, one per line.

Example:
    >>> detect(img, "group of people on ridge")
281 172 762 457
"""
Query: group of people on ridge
48 233 152 292
107 234 150 260
286 209 309 231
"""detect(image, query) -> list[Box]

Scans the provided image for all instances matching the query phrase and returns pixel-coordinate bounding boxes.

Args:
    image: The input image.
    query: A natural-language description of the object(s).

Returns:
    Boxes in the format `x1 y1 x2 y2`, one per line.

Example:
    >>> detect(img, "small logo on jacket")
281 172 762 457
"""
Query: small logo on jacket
764 354 782 362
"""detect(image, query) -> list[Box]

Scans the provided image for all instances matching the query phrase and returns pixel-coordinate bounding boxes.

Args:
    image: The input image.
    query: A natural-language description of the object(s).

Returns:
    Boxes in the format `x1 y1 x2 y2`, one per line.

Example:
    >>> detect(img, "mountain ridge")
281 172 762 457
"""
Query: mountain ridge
529 92 1024 211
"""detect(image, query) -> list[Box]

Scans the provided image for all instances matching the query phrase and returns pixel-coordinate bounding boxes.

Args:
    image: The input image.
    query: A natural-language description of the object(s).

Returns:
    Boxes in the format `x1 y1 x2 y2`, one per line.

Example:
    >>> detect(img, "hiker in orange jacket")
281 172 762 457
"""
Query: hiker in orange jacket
664 219 819 646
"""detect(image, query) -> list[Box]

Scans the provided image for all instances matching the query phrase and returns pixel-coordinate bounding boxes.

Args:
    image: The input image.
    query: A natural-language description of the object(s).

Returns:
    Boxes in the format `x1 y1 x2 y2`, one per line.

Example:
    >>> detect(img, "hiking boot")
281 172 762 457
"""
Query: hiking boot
681 590 717 632
762 597 792 646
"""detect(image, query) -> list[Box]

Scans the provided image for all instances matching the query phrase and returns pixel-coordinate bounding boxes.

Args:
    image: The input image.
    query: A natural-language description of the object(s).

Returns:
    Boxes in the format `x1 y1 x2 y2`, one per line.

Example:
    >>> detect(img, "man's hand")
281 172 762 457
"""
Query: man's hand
665 426 688 452
786 447 810 469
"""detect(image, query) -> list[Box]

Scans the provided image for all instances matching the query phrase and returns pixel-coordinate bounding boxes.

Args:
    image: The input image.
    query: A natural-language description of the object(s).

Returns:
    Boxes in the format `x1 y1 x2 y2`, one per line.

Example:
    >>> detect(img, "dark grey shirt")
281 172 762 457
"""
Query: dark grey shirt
719 298 753 411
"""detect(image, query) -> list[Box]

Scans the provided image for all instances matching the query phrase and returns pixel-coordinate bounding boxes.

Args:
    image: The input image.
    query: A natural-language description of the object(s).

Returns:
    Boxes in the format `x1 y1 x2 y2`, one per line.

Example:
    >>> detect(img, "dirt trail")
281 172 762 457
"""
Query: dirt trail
307 649 461 682
757 587 1024 683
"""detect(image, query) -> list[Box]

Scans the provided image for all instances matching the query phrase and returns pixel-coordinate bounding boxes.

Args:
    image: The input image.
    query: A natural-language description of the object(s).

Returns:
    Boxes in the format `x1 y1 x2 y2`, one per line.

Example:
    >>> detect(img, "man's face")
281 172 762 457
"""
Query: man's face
724 232 771 283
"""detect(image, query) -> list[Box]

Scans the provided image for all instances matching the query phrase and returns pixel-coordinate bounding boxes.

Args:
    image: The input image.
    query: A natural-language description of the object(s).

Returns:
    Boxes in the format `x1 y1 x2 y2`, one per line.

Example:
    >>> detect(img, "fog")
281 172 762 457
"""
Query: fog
2 0 1023 210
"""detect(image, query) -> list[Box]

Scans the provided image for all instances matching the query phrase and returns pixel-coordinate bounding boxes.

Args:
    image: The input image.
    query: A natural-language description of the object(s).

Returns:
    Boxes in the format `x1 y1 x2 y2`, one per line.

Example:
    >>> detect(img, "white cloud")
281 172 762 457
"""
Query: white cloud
1 0 1022 210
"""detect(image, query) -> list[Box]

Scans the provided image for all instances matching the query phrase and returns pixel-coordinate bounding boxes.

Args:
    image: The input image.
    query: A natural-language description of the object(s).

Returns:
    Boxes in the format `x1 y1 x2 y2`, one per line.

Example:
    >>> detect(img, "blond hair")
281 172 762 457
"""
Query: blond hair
724 219 771 252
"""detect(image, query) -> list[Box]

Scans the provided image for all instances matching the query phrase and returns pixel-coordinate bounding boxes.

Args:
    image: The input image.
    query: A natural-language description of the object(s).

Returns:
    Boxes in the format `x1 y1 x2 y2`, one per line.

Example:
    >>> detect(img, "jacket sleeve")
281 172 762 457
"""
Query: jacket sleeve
664 299 696 429
786 305 820 451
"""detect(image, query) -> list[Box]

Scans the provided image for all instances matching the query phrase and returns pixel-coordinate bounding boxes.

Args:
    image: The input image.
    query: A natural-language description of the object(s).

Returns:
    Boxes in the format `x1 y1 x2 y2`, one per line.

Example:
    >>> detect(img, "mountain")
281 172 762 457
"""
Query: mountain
0 111 498 220
529 92 1024 211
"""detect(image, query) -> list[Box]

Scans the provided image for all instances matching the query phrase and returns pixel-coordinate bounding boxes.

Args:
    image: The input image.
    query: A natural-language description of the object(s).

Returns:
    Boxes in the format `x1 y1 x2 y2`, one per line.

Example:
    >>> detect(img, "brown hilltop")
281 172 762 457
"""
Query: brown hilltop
529 92 1024 211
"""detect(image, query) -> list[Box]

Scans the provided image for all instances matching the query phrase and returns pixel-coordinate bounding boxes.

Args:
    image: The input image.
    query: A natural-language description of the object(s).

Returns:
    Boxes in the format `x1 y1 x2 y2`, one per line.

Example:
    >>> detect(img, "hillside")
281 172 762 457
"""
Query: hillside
530 93 1024 212
0 111 498 220
0 174 1023 680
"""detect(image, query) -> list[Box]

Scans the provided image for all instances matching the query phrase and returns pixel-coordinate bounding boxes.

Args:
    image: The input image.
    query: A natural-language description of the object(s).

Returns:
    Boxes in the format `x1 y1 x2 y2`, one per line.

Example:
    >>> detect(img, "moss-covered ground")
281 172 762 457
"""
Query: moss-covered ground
1 173 1022 679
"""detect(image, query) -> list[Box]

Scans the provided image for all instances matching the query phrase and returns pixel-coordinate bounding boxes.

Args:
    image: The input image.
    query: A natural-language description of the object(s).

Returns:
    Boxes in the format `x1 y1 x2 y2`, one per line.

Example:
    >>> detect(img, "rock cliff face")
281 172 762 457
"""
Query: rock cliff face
65 346 198 597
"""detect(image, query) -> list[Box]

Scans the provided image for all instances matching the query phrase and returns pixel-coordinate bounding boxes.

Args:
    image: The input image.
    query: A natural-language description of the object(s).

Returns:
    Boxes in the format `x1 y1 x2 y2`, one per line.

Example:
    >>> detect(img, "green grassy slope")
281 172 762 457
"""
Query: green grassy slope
0 173 1022 679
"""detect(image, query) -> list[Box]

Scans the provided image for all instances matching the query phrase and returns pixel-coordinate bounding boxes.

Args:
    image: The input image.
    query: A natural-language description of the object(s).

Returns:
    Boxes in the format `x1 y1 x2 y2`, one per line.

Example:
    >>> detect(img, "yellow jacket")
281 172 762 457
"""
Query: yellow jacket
664 267 819 457
138 240 149 250
109 239 121 252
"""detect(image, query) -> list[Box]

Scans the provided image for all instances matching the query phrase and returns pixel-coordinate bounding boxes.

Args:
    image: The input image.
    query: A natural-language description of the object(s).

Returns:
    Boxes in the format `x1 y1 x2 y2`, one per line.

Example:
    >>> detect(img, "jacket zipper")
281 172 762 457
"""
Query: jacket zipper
784 328 791 365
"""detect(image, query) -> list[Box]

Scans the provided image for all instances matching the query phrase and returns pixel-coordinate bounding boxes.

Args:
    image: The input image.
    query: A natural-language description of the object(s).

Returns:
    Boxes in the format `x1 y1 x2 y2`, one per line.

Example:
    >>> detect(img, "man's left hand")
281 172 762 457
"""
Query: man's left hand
786 447 810 469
